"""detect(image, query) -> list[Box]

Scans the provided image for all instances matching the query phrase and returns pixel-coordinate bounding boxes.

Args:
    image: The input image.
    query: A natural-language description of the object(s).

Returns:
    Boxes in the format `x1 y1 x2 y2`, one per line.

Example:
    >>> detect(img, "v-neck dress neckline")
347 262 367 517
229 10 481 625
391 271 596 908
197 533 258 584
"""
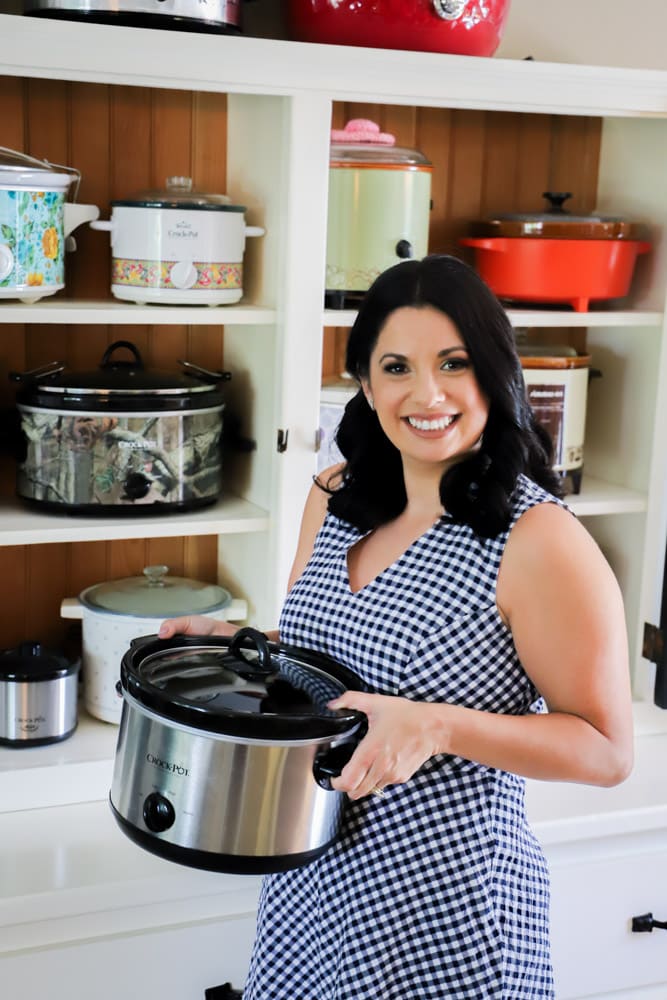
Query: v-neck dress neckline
345 518 444 596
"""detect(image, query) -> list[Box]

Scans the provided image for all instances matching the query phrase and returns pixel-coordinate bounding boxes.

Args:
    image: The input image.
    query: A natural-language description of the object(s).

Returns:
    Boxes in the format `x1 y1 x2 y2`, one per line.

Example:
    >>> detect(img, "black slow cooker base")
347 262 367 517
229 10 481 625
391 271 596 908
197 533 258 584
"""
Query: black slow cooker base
16 495 219 517
0 724 77 748
110 799 337 874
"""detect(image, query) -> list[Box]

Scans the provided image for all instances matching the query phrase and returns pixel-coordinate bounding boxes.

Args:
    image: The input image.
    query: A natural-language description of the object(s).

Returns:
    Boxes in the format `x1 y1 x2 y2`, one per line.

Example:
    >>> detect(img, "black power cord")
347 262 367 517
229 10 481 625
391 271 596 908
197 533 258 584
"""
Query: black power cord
632 913 667 933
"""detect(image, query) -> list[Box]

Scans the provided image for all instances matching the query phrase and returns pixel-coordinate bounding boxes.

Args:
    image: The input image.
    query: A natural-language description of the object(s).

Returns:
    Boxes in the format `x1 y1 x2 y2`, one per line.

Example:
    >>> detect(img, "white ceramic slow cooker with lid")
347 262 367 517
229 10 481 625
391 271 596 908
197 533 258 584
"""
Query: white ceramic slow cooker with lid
110 628 367 873
519 345 595 495
326 120 432 309
61 565 247 724
90 176 265 305
0 146 99 302
11 339 231 514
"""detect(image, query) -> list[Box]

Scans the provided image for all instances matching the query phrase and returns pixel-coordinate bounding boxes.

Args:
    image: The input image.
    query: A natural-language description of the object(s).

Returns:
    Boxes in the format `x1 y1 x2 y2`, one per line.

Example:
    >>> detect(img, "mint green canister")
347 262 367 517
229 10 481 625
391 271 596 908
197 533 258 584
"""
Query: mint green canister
325 119 432 309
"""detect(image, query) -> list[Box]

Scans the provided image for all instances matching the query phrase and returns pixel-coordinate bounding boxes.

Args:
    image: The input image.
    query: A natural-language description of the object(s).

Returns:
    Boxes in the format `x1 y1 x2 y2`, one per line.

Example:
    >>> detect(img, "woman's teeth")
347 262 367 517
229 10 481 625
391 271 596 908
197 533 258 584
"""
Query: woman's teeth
407 415 455 431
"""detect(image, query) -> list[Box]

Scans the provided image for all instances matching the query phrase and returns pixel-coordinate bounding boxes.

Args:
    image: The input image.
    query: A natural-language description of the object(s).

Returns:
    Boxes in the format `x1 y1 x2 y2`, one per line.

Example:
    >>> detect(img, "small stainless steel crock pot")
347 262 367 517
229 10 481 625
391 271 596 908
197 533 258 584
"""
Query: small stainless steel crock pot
11 339 230 514
90 177 264 305
0 641 80 747
325 120 432 309
110 628 367 873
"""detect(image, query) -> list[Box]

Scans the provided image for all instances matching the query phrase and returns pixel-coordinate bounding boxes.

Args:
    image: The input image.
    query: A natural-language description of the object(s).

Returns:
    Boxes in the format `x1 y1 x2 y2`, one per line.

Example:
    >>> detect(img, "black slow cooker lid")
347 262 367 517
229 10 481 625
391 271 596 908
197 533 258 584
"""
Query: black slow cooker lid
0 641 79 682
121 628 367 741
11 340 230 412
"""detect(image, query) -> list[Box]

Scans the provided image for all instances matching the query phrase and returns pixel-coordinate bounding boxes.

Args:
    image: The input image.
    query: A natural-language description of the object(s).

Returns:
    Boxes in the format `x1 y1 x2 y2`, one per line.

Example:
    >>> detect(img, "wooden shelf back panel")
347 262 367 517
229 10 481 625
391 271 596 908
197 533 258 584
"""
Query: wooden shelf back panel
324 102 602 378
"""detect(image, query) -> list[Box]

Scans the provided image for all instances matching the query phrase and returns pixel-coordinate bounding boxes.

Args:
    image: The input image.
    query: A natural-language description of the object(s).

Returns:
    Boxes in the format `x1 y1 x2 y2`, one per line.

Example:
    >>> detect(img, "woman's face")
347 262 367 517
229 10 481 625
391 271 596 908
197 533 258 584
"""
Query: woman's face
362 305 489 472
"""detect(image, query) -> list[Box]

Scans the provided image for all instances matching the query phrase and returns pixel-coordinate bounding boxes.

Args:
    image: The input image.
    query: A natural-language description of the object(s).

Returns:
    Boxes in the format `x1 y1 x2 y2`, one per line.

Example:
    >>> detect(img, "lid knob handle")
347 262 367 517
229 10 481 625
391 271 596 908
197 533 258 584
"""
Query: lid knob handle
542 191 573 214
166 176 193 192
228 627 274 675
143 565 169 588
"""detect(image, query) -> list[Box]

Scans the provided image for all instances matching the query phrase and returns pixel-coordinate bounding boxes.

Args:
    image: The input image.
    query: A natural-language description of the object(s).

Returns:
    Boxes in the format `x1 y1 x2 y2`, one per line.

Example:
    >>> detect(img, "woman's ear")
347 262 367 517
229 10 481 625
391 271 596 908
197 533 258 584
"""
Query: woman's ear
360 378 374 411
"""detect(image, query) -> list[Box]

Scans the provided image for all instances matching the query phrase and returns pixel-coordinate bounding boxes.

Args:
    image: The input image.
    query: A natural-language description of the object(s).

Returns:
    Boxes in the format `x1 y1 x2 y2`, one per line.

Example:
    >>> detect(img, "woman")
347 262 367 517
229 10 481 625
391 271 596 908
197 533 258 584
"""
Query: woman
160 255 633 998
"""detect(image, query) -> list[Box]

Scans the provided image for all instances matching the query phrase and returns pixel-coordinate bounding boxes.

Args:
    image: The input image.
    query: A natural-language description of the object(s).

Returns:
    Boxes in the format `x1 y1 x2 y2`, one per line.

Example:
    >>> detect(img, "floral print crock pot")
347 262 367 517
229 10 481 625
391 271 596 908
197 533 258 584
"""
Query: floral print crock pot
0 146 99 302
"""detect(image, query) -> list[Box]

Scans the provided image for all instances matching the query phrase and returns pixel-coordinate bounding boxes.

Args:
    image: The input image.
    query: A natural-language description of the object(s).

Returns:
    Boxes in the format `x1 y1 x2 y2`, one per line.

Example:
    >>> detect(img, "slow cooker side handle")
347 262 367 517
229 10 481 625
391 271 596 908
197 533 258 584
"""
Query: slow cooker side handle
313 738 364 791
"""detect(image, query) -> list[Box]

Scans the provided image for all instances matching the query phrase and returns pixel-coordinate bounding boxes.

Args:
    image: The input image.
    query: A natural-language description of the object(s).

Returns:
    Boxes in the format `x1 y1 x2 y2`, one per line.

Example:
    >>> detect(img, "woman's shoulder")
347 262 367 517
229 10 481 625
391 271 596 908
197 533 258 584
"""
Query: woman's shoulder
510 473 568 522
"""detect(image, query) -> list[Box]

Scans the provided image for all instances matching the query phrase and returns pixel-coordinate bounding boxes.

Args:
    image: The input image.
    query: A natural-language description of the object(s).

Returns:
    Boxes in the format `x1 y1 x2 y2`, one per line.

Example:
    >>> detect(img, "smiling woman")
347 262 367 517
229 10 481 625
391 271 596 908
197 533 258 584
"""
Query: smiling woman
160 255 634 1000
359 305 490 476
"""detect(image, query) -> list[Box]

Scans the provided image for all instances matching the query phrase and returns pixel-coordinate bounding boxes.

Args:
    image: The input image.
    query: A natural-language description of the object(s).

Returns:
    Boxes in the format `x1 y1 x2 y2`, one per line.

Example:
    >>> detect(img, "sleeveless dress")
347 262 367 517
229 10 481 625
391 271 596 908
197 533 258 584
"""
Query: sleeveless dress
243 475 559 1000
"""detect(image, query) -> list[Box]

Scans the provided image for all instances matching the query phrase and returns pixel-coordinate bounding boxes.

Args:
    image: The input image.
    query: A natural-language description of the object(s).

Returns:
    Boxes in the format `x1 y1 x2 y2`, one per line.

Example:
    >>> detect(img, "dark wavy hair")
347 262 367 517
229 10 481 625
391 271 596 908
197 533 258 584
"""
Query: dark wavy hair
323 254 563 538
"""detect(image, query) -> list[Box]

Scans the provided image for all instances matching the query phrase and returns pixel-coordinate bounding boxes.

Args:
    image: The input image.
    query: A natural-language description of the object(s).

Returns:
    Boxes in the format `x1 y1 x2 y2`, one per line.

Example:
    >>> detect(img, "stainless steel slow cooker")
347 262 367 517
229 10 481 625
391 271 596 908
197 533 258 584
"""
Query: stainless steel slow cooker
110 628 367 873
326 119 432 309
0 641 80 747
24 0 243 33
10 339 230 514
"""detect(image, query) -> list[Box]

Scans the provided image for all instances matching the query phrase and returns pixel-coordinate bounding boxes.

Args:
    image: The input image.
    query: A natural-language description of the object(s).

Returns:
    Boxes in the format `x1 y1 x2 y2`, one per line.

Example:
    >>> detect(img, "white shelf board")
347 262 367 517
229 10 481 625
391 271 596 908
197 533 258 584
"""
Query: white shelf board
3 13 667 116
323 308 665 329
0 709 117 815
0 299 276 326
566 476 647 516
0 494 270 546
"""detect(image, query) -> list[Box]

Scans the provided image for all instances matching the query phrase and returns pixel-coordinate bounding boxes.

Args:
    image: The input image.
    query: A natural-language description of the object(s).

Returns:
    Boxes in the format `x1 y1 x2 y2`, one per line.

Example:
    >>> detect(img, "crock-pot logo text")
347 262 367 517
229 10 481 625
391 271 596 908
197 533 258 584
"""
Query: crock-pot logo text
168 221 199 240
146 752 189 777
118 439 157 450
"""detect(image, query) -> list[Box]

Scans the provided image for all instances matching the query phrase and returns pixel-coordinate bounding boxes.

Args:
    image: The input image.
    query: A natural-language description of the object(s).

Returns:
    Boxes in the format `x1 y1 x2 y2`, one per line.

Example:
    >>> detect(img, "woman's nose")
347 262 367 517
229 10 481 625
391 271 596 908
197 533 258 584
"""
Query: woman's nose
413 372 446 408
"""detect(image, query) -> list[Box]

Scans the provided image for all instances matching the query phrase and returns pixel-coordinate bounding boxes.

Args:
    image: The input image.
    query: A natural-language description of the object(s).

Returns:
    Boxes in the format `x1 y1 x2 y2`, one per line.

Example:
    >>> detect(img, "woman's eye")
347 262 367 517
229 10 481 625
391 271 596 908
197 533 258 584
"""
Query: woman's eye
442 357 469 372
383 362 409 375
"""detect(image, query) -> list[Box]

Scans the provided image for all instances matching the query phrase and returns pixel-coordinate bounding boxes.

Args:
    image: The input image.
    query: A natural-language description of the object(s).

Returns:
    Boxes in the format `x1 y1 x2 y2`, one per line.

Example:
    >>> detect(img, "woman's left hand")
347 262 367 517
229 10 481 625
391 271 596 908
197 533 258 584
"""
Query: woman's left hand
327 691 444 799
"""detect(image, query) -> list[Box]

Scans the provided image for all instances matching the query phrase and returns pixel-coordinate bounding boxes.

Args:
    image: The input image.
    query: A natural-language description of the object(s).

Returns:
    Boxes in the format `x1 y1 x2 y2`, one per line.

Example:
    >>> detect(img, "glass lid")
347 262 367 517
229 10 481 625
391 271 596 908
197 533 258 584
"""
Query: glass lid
111 176 245 212
122 629 367 740
330 119 431 168
80 566 232 618
0 145 75 186
473 192 646 240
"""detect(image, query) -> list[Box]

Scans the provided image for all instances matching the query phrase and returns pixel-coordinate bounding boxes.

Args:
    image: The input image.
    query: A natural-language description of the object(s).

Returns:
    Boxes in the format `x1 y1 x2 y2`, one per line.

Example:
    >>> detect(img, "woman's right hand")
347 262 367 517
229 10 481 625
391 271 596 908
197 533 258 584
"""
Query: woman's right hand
158 615 238 640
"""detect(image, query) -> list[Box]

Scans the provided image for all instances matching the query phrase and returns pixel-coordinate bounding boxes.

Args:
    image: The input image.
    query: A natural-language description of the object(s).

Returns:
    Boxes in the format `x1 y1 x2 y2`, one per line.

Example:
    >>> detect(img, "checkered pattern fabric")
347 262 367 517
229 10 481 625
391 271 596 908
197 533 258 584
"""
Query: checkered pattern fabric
242 475 558 999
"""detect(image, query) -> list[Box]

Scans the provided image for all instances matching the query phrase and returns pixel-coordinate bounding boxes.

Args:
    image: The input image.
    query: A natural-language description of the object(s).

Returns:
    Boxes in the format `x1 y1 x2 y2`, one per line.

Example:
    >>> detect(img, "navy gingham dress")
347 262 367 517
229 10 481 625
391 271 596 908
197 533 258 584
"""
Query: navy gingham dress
243 475 557 999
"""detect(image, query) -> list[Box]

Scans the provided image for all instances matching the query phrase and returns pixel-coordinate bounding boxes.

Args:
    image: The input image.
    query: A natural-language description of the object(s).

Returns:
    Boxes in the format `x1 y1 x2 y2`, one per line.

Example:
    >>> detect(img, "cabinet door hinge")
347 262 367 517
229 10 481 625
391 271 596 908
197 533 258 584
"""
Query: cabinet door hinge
643 622 664 664
276 428 289 453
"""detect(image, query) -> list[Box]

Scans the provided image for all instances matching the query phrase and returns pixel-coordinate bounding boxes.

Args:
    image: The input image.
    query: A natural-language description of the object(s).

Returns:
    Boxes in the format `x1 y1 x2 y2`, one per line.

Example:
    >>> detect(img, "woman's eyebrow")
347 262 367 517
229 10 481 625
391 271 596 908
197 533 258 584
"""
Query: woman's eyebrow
378 347 469 363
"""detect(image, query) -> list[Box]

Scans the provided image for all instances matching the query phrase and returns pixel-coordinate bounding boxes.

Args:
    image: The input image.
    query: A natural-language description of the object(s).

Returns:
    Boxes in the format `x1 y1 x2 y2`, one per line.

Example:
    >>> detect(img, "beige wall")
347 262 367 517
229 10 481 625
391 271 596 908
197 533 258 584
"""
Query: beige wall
497 0 667 69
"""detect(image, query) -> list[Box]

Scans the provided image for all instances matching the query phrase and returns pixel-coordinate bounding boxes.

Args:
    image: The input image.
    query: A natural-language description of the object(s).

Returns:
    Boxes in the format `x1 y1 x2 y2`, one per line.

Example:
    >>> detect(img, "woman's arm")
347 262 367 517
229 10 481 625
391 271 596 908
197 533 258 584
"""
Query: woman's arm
330 502 634 799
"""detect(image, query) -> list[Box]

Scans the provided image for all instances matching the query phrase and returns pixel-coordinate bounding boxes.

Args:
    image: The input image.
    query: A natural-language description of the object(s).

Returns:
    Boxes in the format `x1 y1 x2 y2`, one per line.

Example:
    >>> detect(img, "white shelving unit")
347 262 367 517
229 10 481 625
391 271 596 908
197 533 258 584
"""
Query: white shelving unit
1 10 667 810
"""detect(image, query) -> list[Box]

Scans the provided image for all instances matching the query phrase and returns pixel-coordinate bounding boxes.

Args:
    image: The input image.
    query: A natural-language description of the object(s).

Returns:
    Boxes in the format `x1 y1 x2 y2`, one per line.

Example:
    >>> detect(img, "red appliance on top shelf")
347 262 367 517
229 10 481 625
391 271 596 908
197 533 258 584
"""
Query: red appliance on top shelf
286 0 512 56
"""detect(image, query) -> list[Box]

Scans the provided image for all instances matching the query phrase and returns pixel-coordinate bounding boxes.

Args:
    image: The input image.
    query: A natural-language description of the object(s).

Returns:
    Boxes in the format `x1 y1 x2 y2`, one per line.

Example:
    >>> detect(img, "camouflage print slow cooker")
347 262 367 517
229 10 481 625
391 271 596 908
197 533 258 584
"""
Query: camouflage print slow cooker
11 340 230 515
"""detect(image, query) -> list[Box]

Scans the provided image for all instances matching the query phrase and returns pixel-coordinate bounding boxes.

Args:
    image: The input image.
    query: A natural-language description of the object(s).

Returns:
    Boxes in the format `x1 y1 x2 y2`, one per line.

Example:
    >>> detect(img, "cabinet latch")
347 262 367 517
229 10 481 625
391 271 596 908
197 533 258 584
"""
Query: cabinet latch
276 429 289 453
643 622 664 664
643 622 667 709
